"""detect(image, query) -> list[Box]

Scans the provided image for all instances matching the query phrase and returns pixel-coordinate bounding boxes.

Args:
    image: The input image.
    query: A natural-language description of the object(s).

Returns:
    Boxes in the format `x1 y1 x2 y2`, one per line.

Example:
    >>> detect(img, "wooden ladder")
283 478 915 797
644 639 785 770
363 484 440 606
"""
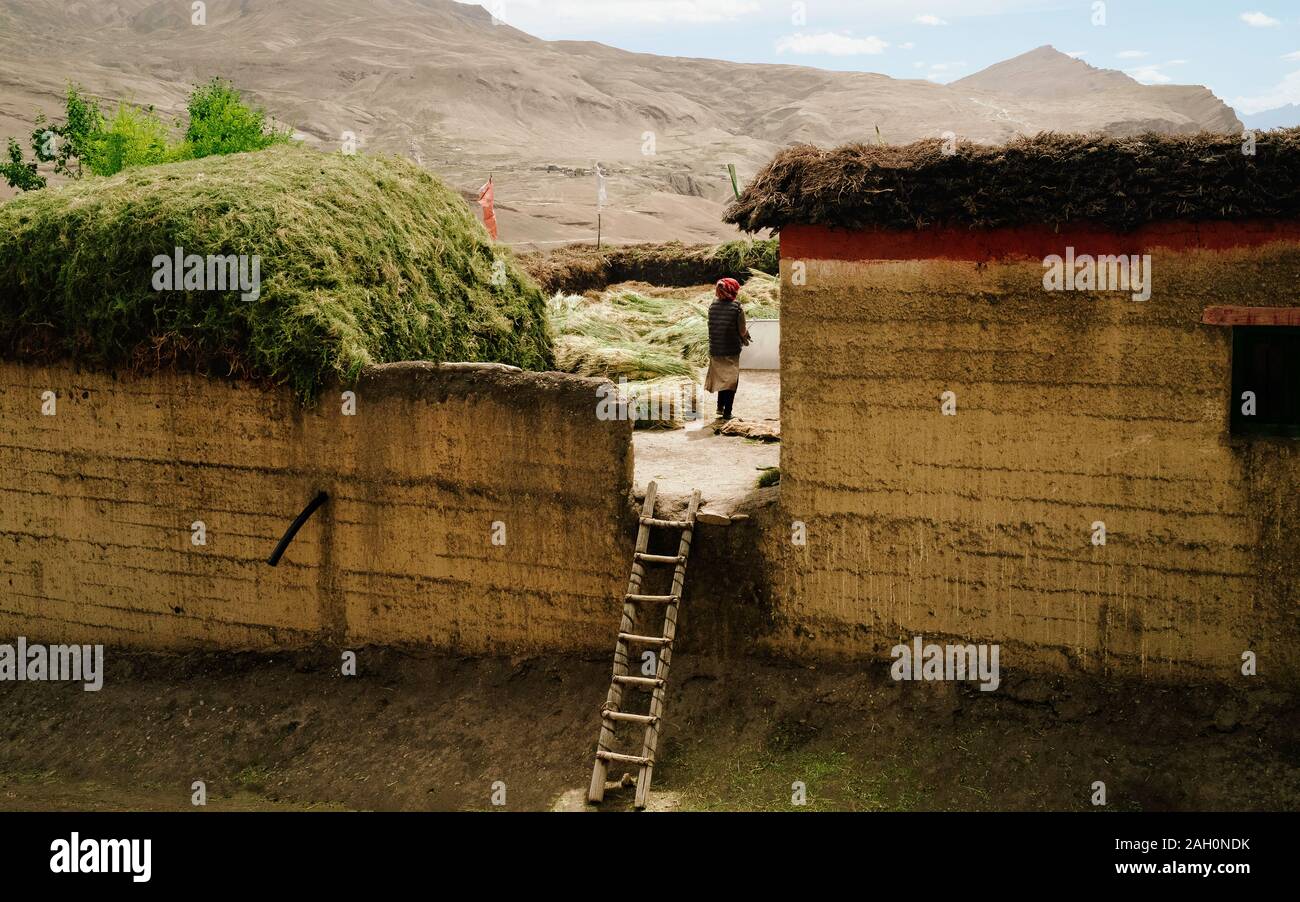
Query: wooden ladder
588 480 700 810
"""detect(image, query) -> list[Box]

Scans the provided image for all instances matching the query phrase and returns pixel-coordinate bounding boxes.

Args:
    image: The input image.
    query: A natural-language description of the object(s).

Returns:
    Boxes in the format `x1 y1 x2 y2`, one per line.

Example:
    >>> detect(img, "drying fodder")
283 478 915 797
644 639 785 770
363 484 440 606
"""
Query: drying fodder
623 376 702 430
554 334 696 381
549 273 781 390
546 293 639 347
641 314 711 369
0 145 553 401
640 273 780 367
736 269 780 316
725 129 1300 233
549 291 697 381
519 238 778 294
757 467 781 488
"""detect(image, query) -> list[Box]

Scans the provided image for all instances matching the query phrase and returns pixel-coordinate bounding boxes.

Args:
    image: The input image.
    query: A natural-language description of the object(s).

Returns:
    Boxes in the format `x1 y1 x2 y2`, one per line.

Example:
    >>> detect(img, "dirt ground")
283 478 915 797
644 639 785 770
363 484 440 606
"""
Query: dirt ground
633 369 780 514
1 647 1295 812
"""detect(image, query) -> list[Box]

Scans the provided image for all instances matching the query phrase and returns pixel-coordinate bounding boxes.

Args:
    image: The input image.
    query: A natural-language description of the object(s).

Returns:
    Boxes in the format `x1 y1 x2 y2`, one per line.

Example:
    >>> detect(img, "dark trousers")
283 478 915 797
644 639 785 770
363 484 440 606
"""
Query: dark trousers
718 389 736 418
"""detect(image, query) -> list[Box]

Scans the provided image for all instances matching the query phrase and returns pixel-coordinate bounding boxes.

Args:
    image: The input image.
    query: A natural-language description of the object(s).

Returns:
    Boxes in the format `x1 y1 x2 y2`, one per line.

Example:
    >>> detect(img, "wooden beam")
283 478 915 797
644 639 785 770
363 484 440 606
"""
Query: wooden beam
1202 306 1300 327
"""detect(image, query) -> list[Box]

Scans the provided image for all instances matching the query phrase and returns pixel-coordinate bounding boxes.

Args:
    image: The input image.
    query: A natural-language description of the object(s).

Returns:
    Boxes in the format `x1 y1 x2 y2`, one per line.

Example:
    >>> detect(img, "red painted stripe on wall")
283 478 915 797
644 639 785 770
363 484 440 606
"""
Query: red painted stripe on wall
780 220 1300 263
1202 306 1300 326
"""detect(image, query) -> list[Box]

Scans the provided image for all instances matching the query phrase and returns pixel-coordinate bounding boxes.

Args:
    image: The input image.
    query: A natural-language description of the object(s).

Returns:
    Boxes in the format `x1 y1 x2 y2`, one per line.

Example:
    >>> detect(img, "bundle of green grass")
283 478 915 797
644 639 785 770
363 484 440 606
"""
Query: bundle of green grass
0 145 553 400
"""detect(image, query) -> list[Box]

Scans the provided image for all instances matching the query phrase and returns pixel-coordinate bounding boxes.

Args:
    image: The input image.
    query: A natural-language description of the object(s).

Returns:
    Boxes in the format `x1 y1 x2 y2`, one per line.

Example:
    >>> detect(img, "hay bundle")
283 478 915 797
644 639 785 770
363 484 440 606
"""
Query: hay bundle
553 334 696 381
621 376 702 430
725 129 1300 233
0 145 553 400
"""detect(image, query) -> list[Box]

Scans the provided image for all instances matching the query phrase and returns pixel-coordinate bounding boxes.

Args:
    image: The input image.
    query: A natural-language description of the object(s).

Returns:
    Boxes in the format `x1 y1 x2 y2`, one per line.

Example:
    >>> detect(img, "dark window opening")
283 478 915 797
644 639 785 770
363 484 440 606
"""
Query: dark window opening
1230 326 1300 438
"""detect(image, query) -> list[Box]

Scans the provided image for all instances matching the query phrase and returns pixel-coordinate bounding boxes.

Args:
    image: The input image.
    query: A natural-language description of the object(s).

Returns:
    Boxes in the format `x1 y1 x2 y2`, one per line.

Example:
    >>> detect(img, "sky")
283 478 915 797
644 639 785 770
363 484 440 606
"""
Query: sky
462 0 1300 115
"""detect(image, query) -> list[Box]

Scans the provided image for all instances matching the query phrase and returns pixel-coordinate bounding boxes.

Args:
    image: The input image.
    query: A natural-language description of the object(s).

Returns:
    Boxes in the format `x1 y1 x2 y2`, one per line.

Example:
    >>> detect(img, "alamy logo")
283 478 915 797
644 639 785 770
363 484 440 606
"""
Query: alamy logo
152 246 261 302
890 636 1000 691
1042 247 1152 302
0 637 103 691
50 833 151 883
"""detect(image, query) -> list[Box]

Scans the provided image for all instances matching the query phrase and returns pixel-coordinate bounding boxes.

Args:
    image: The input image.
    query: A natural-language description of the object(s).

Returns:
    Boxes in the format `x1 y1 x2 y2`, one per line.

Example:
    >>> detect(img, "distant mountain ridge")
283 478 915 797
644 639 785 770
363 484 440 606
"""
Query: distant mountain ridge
1241 104 1300 131
0 2 1244 245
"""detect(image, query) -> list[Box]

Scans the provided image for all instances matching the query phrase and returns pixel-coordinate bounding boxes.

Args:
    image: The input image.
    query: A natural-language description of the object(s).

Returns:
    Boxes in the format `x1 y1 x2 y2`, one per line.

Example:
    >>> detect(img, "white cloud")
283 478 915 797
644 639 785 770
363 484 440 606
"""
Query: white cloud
1125 59 1187 84
1064 50 1087 58
776 32 889 55
1283 50 1300 61
912 59 967 81
1116 50 1148 59
1127 66 1172 84
900 41 916 50
1241 11 1281 28
1236 69 1300 113
914 14 949 25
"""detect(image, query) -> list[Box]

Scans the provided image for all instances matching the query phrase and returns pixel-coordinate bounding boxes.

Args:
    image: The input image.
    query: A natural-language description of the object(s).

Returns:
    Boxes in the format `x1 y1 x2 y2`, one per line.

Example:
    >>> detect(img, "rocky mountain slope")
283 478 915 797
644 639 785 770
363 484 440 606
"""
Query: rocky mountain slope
0 0 1242 244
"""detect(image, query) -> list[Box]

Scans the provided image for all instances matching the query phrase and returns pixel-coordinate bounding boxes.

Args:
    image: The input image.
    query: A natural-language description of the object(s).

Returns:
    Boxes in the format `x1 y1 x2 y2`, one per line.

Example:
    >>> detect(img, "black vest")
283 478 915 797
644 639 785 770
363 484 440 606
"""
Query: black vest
708 300 742 357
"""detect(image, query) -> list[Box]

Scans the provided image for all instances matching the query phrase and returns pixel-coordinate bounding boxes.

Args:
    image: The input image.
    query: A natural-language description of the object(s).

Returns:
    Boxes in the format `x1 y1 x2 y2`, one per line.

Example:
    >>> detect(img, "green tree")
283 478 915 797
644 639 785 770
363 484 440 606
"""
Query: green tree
3 79 292 193
1 138 46 191
31 83 106 179
88 103 170 176
177 78 289 159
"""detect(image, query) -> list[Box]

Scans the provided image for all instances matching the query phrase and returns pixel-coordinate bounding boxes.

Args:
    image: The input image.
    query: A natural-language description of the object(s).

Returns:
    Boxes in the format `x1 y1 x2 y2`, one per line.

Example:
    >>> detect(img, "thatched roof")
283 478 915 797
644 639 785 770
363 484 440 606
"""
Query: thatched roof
724 130 1300 233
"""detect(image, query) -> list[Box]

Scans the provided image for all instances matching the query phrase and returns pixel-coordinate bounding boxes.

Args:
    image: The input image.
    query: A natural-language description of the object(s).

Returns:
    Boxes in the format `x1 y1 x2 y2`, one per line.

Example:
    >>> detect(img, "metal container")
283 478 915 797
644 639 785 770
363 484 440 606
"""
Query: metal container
742 318 780 370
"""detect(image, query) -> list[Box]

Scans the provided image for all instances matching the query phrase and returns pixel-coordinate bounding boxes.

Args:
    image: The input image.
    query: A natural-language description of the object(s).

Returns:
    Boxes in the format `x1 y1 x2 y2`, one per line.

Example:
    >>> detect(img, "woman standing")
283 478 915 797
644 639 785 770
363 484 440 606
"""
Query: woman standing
704 277 751 421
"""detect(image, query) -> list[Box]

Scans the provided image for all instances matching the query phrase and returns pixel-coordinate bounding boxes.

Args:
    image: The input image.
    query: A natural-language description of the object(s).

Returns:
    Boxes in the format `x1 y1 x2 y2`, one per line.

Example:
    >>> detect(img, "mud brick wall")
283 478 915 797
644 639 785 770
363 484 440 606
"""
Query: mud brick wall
771 228 1300 683
0 361 634 653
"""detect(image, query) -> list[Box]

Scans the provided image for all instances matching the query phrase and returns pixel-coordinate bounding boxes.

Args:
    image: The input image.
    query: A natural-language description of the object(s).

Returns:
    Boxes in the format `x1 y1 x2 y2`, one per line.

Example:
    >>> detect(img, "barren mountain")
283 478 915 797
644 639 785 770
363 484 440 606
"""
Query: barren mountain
1241 104 1300 131
0 0 1242 245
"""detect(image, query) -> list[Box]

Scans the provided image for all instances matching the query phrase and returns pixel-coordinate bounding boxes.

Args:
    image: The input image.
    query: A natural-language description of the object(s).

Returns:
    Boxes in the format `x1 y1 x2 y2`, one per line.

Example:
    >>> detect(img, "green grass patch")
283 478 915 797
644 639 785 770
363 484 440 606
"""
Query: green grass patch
757 466 781 488
234 765 279 790
668 741 928 812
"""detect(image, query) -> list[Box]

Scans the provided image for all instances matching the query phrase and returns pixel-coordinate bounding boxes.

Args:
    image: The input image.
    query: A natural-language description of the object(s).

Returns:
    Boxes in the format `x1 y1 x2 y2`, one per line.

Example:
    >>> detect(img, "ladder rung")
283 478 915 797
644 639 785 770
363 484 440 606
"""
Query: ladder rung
597 750 653 767
640 516 693 529
618 632 671 647
602 709 658 725
635 552 685 565
626 593 677 604
613 675 664 689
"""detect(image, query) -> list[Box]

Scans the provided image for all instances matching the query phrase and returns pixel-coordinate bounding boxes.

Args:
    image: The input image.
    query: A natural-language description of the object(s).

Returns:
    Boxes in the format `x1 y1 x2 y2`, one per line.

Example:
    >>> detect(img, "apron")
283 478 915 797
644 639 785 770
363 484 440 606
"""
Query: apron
704 355 741 393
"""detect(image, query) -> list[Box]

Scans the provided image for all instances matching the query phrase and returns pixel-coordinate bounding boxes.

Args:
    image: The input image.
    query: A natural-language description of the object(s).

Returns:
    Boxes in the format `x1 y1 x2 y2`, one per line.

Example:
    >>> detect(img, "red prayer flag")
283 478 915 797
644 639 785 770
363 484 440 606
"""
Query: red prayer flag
477 177 498 241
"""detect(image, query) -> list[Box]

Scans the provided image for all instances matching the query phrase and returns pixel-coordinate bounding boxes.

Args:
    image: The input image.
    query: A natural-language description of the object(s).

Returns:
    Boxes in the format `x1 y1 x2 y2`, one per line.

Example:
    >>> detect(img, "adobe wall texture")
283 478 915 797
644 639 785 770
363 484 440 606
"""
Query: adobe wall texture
771 232 1300 684
0 361 634 653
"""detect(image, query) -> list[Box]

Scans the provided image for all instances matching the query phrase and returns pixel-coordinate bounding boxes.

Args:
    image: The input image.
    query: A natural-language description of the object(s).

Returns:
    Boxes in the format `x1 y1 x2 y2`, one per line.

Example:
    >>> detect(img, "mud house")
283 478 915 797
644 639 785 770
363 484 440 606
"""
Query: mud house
729 131 1300 684
4 134 1299 689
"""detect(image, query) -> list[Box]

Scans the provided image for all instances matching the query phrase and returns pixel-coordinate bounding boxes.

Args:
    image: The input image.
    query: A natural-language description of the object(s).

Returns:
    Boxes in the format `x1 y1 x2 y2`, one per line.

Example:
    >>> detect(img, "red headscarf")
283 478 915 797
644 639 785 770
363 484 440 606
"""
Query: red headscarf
716 278 741 301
